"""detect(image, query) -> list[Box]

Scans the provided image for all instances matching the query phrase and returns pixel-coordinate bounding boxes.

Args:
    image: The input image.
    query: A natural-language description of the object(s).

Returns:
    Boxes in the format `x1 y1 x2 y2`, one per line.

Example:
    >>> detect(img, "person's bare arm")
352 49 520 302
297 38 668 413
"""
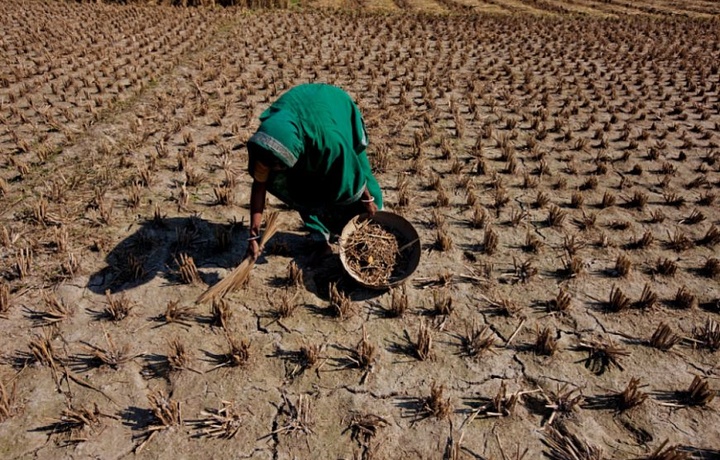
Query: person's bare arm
247 179 267 259
360 186 378 215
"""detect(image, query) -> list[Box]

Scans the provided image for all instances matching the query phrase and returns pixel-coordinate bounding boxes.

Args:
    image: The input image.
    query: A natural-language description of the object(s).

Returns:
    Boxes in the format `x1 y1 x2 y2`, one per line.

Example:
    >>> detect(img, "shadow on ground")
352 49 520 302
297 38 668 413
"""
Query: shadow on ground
87 216 387 302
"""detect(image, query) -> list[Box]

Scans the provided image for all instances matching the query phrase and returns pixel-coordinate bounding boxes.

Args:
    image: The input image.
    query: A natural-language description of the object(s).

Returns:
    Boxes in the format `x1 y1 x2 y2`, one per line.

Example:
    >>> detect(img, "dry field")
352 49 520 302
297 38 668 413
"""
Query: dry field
1 0 719 459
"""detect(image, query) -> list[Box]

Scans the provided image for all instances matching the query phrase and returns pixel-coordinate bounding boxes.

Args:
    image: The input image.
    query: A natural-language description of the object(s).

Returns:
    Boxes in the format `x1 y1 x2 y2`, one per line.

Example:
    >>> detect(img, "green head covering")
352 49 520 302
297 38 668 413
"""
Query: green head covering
247 110 302 168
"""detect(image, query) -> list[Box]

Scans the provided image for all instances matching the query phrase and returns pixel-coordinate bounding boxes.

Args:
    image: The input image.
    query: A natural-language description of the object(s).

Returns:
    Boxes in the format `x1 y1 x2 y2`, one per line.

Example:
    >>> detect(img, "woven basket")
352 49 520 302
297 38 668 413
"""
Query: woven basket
339 211 421 289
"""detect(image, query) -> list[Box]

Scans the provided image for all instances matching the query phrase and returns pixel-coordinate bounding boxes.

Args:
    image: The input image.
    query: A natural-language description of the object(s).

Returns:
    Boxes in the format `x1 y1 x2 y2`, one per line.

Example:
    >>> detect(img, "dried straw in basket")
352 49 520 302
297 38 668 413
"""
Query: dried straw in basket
196 212 279 304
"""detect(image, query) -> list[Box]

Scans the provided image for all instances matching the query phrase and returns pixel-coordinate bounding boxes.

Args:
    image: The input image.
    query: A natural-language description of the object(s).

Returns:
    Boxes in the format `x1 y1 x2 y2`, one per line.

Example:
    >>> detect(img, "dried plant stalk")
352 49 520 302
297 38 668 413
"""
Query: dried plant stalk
270 289 300 319
682 376 715 406
177 253 203 285
329 282 354 319
617 378 648 410
270 393 314 437
0 283 10 317
0 380 19 422
209 332 251 371
387 285 408 318
187 401 245 439
460 321 496 359
693 319 720 351
649 323 681 351
162 300 196 327
413 319 432 361
544 384 583 425
576 339 629 375
344 220 402 285
423 382 453 420
287 260 303 287
210 298 232 329
347 325 377 371
542 424 603 460
346 411 388 447
534 326 558 356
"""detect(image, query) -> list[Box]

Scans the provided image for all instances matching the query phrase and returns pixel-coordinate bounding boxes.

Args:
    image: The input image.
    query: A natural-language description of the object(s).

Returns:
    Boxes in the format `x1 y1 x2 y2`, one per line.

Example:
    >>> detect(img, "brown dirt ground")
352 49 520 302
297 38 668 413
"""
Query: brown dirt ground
0 1 719 459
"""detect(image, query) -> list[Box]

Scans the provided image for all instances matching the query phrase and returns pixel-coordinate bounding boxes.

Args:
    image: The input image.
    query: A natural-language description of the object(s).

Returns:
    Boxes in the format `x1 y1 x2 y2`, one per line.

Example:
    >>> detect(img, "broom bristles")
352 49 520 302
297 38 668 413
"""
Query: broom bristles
196 212 280 304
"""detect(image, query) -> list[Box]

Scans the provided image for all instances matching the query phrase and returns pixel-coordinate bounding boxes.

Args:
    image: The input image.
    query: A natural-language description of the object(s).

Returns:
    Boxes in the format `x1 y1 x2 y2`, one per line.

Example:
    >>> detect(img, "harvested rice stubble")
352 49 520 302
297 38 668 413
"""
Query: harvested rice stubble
344 220 402 286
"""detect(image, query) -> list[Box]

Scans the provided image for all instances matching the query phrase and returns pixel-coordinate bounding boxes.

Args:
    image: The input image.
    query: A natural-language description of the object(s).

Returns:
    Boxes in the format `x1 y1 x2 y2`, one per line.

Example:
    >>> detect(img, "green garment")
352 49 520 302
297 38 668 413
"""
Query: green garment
248 84 383 241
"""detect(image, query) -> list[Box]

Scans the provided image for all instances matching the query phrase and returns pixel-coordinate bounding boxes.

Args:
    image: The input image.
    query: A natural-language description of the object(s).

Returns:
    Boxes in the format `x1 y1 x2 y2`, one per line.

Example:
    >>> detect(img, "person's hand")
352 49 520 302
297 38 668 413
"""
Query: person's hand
362 199 378 216
246 236 261 260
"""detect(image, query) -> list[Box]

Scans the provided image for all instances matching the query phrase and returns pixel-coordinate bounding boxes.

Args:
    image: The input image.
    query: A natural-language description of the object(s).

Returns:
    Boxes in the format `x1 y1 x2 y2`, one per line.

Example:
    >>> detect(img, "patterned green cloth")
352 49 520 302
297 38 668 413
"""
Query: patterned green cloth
248 84 383 240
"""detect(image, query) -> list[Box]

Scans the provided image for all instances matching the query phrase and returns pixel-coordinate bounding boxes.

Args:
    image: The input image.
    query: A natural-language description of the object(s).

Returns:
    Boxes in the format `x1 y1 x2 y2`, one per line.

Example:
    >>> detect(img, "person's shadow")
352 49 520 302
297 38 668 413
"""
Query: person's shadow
86 216 387 302
86 216 249 295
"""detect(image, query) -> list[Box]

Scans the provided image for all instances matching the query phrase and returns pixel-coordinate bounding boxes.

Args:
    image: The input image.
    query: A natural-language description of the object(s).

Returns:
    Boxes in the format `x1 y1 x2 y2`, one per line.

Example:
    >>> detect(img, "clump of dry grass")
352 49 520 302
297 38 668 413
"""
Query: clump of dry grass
693 319 720 351
41 401 106 445
677 376 715 407
459 321 496 359
176 253 203 285
549 289 573 313
534 190 550 209
613 254 632 277
158 300 195 328
328 282 355 319
474 381 524 419
345 411 388 448
410 319 432 361
576 338 629 375
28 292 74 326
103 290 133 321
700 257 720 279
0 283 11 318
482 227 499 254
666 230 694 252
673 286 697 309
543 384 583 425
432 288 453 316
268 393 315 437
75 330 142 371
186 401 246 439
546 205 567 227
599 191 616 208
653 258 678 277
136 390 182 453
386 285 409 318
680 209 706 225
470 204 487 229
0 380 19 422
269 288 300 320
633 439 691 460
210 298 232 329
616 378 648 411
286 260 303 287
534 326 558 356
607 285 631 312
166 338 194 373
207 332 251 371
560 256 585 279
524 231 543 253
422 382 453 420
698 225 720 247
649 323 681 351
345 326 378 373
634 284 658 310
542 423 603 460
435 225 453 251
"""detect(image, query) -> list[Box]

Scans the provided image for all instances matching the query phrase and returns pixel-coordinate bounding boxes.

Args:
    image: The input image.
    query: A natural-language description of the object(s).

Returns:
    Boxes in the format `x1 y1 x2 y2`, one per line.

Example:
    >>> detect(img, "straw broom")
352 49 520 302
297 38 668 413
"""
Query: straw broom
196 212 279 304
